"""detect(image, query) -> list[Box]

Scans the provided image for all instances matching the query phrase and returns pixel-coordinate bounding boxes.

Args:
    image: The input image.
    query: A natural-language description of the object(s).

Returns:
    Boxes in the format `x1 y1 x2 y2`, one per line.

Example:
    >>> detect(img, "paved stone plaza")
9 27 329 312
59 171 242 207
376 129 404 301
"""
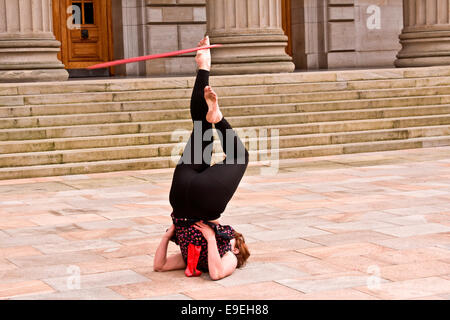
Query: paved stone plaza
0 147 449 300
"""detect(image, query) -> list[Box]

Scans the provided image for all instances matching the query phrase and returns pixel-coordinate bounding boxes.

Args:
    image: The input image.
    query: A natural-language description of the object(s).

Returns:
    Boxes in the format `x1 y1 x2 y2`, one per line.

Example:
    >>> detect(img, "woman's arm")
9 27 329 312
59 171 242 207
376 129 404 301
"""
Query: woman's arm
153 225 186 272
194 222 237 280
206 238 238 280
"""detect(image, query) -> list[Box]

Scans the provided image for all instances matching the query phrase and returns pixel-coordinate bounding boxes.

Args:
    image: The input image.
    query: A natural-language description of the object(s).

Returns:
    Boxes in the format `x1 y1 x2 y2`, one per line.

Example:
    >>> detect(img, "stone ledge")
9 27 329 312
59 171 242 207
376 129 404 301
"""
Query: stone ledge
1 65 450 90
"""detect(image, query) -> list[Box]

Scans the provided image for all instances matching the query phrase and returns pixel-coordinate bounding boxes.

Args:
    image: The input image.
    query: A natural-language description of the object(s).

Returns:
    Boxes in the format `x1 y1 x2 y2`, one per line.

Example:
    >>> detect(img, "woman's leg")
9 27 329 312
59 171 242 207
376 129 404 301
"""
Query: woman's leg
190 116 249 216
178 69 214 172
188 83 249 218
170 37 214 216
169 69 214 212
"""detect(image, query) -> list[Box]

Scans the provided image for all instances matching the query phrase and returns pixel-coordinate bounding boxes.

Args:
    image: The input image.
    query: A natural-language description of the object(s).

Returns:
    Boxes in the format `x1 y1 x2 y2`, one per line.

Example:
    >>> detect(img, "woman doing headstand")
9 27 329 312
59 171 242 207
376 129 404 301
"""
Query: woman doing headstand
153 36 250 280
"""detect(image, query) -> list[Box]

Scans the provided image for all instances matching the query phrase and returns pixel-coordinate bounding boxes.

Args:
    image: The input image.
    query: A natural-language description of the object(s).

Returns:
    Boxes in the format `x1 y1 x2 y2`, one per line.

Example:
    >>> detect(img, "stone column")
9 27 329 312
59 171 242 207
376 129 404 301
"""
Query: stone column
395 0 450 67
0 0 68 82
206 0 295 75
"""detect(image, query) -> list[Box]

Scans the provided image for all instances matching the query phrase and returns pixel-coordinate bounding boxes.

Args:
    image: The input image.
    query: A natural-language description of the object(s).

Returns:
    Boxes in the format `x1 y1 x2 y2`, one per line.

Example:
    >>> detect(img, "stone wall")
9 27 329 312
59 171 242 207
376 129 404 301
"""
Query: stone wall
112 0 148 77
112 0 404 76
290 0 326 70
291 0 403 70
145 0 207 75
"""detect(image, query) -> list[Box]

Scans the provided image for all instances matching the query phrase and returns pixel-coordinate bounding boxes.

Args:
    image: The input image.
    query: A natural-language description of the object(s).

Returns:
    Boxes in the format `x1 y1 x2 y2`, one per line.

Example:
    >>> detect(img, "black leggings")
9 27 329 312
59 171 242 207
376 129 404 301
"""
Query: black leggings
169 69 249 221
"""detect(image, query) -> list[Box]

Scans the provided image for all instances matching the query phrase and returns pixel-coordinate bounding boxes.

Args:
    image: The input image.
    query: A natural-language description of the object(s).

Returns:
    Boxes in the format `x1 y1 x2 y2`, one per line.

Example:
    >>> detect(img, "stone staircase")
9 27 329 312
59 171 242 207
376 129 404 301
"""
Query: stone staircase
0 65 450 180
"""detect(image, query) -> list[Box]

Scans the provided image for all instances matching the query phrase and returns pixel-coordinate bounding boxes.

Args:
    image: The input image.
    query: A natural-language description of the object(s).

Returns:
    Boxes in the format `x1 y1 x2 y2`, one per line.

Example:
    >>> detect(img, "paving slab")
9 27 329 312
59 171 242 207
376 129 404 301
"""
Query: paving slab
276 271 390 294
213 262 309 288
1 146 450 299
43 270 149 292
355 277 450 300
0 280 55 299
185 281 305 300
10 287 124 300
377 261 450 281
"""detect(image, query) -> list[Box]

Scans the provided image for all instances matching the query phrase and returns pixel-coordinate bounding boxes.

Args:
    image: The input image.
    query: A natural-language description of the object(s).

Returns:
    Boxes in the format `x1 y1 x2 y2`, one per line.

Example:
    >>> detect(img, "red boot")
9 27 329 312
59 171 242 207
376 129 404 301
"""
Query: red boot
185 243 202 277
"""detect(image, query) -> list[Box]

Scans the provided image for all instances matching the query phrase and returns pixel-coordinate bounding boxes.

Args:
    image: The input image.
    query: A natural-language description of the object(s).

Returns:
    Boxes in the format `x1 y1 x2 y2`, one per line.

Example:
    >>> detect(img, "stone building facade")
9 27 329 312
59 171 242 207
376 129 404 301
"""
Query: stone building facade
0 0 449 82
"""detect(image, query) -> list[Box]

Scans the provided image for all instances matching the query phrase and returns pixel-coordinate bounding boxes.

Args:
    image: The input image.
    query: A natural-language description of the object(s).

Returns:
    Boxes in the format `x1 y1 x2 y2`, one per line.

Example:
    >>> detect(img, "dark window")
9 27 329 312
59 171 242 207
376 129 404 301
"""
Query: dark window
84 2 95 24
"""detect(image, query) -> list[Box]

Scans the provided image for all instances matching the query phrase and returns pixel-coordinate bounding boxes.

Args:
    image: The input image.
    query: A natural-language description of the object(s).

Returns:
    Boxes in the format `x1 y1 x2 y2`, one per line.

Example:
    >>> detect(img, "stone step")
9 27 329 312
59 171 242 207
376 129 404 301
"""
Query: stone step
2 112 450 155
3 116 450 154
105 83 450 105
3 75 450 121
0 133 155 154
1 101 449 130
1 125 448 167
344 76 450 90
226 104 450 128
2 65 450 96
0 134 449 180
0 82 347 112
271 125 450 149
2 112 450 142
219 86 450 107
274 135 450 160
2 90 450 118
0 156 173 180
4 80 450 108
1 66 450 180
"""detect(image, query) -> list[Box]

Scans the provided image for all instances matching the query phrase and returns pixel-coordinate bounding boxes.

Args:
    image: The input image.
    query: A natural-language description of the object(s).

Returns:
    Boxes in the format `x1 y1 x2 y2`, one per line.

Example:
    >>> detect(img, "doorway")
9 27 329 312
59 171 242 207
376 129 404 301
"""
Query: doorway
52 0 114 77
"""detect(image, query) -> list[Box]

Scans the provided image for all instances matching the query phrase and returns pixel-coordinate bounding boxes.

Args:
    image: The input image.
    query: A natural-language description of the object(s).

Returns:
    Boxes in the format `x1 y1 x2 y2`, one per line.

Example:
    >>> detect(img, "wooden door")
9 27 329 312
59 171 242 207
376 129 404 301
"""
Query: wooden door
53 0 113 73
281 0 293 57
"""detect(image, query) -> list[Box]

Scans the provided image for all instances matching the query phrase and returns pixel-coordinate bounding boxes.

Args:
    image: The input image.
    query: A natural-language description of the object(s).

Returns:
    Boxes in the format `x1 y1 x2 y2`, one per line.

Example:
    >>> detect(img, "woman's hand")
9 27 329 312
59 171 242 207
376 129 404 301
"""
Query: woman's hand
194 221 237 280
193 221 216 242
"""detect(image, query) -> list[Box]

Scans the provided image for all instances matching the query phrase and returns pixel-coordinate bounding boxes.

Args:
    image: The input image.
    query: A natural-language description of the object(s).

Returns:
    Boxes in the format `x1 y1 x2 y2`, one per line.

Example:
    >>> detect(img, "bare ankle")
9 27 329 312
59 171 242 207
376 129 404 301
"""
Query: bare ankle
206 109 223 124
199 65 210 72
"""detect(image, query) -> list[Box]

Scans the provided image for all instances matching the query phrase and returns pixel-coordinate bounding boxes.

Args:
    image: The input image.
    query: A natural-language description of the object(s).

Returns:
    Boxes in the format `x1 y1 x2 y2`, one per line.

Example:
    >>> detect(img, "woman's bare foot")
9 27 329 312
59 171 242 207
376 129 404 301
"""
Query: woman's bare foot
195 36 211 71
204 86 223 124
